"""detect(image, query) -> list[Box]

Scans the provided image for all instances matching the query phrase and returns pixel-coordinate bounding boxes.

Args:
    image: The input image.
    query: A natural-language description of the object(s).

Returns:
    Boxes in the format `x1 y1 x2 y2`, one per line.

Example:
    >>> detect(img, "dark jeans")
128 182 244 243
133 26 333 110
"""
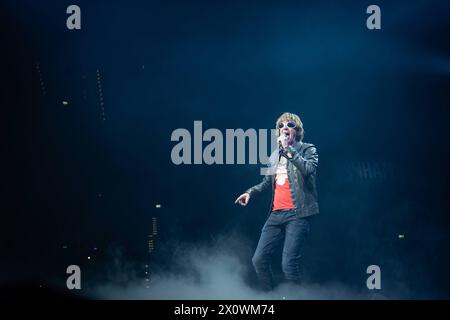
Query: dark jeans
252 209 311 291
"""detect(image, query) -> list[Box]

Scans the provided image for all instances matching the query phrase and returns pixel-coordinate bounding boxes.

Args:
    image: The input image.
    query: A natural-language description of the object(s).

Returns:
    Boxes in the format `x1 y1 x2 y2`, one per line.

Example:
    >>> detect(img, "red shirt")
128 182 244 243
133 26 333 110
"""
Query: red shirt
272 175 294 211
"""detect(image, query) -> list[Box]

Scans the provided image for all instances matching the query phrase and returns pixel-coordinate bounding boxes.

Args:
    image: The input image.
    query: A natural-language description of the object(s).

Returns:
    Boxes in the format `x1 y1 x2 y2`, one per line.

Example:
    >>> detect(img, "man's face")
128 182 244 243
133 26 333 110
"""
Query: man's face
278 120 297 145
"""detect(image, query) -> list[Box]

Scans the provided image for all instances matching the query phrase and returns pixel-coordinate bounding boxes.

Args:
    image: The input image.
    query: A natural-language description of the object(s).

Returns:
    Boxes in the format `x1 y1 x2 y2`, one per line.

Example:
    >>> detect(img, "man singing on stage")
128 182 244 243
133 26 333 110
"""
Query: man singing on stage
235 112 319 291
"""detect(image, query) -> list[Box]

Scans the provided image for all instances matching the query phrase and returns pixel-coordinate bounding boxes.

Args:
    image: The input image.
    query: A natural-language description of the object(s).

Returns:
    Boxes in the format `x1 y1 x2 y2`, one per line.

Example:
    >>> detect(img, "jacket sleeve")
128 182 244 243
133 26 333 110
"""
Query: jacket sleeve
285 144 318 176
245 174 271 197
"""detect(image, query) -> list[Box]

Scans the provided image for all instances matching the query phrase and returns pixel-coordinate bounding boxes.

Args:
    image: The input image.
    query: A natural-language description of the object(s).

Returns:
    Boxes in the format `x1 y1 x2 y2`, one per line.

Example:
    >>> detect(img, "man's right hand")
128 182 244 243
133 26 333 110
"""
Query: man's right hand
235 192 250 206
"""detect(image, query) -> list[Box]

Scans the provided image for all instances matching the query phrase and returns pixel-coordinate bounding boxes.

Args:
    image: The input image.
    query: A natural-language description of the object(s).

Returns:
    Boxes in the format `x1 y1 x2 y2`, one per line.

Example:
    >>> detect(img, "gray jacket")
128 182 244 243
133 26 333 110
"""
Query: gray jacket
245 141 319 218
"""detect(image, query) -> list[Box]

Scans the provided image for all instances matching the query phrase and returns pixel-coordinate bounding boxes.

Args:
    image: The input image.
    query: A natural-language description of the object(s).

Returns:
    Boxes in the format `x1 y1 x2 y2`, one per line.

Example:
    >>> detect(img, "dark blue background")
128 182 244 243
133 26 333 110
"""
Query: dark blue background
2 0 450 298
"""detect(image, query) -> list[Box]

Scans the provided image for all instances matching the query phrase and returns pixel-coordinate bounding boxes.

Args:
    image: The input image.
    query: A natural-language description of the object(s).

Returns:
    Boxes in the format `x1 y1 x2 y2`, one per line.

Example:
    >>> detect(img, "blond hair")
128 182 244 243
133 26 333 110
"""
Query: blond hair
275 112 304 141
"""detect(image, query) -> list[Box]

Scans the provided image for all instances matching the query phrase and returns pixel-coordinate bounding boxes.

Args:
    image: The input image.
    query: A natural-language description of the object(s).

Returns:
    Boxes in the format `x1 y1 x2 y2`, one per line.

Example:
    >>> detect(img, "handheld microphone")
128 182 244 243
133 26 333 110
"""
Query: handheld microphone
279 133 291 160
279 133 289 149
279 133 288 158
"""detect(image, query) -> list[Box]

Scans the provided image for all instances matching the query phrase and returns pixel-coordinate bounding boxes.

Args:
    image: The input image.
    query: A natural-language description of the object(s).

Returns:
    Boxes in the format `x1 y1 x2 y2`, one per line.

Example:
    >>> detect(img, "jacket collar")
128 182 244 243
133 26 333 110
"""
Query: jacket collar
293 140 303 151
265 140 303 171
